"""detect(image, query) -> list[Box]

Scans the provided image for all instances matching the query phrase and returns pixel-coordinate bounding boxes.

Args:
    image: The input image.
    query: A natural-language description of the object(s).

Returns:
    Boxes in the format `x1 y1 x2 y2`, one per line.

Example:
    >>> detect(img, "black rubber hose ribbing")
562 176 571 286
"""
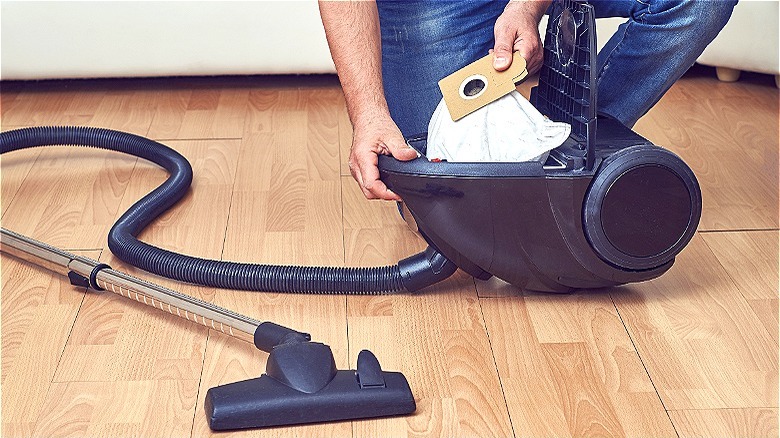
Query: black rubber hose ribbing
0 126 404 294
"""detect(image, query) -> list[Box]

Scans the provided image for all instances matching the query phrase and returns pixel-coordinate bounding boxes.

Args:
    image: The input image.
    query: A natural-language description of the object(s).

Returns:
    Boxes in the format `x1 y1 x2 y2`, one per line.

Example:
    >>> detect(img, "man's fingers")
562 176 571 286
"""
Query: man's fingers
513 31 543 75
359 160 399 201
351 162 380 200
365 179 399 201
492 21 515 71
383 138 418 161
351 147 399 201
349 119 409 201
348 158 373 198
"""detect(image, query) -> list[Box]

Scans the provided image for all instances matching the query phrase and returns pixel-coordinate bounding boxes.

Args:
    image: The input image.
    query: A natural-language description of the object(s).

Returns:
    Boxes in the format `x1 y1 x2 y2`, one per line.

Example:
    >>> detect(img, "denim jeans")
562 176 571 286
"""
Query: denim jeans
376 0 737 137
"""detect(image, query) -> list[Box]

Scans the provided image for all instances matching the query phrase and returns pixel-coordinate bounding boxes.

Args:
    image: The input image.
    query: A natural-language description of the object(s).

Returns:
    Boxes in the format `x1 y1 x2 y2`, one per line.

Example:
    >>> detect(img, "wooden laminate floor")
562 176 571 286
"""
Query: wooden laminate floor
1 66 778 437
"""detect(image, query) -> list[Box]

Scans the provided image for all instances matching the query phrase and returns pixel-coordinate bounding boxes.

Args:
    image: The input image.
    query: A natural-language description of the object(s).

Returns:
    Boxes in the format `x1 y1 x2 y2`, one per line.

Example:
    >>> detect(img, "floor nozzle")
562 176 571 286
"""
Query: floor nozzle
205 337 416 430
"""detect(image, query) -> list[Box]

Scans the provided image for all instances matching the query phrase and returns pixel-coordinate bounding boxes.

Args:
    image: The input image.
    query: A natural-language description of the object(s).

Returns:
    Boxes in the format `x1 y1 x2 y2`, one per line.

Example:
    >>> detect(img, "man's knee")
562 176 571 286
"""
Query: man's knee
646 0 737 34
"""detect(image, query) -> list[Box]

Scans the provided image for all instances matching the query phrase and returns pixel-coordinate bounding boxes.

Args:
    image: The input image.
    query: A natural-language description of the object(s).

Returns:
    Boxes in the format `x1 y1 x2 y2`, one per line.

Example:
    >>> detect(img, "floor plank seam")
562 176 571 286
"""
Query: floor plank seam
153 137 243 142
35 248 99 433
339 186 347 268
218 188 237 264
143 117 154 138
0 148 45 221
218 137 241 265
344 297 355 438
699 228 780 234
48 289 88 383
699 235 780 342
335 103 354 437
188 330 210 438
110 156 142 232
667 407 780 412
608 293 681 438
475 283 518 438
337 114 348 268
45 378 201 384
344 297 351 366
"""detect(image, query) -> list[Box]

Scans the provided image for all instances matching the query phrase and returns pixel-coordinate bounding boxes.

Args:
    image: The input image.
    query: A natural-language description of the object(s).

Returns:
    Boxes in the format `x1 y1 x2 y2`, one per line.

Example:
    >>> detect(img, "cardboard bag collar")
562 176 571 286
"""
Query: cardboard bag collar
427 52 571 163
438 52 528 121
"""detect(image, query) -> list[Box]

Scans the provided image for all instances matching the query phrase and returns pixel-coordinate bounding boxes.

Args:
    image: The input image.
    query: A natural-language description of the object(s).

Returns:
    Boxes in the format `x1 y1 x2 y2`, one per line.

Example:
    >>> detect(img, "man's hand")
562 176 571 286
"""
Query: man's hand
349 114 418 201
320 1 417 201
492 0 551 74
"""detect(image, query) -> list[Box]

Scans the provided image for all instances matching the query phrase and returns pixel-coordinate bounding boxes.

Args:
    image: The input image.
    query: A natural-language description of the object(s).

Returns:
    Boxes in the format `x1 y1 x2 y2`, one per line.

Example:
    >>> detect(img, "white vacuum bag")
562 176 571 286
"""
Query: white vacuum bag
426 90 571 162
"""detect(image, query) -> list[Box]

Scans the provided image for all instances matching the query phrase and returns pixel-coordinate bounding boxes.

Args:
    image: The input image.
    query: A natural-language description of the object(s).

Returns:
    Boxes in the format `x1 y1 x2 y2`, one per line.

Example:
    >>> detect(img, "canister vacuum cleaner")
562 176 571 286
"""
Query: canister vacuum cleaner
0 0 700 431
380 0 701 292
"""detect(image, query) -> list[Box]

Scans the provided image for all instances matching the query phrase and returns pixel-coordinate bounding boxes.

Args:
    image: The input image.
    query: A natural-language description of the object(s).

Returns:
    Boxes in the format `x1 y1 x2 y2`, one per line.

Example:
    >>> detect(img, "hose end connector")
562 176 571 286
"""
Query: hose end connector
397 246 457 292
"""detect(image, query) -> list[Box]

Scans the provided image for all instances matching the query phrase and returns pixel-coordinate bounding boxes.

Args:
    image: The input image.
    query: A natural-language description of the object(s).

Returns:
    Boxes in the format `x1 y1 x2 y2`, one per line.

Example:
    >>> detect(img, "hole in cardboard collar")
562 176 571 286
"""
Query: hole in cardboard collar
459 74 488 100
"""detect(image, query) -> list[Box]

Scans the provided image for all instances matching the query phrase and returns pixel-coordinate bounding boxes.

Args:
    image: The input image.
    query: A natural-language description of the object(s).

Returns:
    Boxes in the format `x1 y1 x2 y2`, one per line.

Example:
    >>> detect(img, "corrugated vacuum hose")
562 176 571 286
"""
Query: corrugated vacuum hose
0 126 456 294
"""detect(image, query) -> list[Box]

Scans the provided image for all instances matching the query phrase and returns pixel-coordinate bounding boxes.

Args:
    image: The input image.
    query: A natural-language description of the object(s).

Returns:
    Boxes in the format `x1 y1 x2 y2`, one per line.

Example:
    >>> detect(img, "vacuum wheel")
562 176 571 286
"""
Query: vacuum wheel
583 145 702 270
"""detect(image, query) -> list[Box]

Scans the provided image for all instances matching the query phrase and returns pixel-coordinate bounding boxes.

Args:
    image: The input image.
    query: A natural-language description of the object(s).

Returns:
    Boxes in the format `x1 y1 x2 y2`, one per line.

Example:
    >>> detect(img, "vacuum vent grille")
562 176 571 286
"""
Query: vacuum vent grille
535 0 597 164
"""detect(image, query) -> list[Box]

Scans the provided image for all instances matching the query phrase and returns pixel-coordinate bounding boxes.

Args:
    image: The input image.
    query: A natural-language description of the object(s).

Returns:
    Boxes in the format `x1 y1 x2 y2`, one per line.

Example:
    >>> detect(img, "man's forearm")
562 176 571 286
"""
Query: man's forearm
505 0 551 22
319 1 390 128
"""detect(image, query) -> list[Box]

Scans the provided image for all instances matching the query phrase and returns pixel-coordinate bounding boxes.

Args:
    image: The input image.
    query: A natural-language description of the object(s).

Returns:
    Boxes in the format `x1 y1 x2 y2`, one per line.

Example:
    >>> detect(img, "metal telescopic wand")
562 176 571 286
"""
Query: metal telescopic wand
1 227 261 345
1 226 418 429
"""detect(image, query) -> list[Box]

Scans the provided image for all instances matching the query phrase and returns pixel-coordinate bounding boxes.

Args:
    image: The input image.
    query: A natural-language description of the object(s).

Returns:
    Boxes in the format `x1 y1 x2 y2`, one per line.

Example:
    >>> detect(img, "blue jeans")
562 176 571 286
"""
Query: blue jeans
377 0 737 137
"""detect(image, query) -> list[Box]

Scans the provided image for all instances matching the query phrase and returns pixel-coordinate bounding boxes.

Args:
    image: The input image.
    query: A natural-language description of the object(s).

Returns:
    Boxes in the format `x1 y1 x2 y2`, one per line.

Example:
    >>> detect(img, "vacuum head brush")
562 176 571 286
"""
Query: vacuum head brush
0 230 416 432
205 336 415 430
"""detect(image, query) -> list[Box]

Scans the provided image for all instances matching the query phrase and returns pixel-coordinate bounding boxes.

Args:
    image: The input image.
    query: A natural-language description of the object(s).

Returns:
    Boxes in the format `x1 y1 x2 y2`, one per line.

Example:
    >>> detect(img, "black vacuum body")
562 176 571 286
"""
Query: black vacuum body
379 0 701 292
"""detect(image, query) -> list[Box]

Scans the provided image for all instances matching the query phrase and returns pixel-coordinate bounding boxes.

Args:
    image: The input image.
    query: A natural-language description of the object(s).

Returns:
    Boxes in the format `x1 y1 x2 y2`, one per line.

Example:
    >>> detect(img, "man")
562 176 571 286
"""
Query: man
319 0 736 201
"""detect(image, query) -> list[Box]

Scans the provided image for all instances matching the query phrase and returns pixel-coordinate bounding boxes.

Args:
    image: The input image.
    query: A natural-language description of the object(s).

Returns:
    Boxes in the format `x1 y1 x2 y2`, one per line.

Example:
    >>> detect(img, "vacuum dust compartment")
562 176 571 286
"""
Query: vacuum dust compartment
379 0 702 292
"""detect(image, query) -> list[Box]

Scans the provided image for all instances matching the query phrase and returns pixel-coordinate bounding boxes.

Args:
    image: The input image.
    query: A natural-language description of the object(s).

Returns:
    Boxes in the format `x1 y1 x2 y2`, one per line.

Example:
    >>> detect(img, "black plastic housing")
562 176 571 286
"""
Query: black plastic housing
377 0 702 292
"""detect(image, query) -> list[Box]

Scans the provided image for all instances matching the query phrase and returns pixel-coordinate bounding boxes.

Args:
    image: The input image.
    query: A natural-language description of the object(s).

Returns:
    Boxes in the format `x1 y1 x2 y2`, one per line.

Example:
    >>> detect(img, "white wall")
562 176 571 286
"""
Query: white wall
1 1 336 80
